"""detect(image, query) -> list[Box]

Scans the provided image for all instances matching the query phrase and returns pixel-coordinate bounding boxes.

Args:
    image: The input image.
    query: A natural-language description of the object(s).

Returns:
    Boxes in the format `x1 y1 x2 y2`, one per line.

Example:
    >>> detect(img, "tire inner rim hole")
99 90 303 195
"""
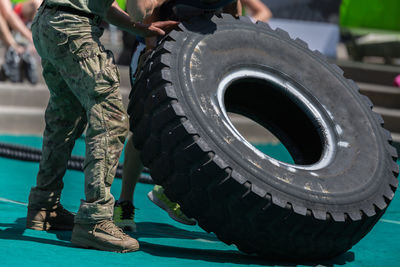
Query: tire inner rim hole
223 76 325 166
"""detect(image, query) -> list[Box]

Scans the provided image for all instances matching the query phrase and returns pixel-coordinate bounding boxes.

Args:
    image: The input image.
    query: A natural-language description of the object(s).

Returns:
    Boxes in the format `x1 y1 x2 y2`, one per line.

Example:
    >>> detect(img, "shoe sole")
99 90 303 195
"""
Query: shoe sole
147 191 196 226
71 235 139 253
26 220 73 231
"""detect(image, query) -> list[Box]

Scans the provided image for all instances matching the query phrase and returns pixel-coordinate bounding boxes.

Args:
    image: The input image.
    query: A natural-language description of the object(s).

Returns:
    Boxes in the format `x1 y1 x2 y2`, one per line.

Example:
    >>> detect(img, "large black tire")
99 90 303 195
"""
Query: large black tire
127 14 399 260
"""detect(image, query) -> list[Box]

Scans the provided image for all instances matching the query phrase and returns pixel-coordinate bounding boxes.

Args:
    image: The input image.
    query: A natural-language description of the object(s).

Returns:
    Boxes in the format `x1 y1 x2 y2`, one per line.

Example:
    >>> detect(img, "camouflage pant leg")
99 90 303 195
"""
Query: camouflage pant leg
29 7 129 223
28 59 87 211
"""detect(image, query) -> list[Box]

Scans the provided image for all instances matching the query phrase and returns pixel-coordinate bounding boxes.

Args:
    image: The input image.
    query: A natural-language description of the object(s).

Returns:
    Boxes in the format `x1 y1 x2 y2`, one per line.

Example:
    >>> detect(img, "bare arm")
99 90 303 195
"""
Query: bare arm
0 0 32 43
126 0 169 22
143 8 160 50
105 1 177 37
0 14 23 52
240 0 272 22
21 0 42 23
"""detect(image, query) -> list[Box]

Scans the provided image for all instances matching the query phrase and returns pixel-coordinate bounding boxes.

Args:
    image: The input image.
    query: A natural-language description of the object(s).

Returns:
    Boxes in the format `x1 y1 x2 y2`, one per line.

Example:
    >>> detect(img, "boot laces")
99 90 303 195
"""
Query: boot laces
98 220 128 239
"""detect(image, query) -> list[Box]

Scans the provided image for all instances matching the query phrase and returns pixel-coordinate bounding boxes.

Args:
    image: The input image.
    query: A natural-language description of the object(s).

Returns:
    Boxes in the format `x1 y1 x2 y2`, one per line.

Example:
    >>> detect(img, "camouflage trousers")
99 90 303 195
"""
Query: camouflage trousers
28 6 128 224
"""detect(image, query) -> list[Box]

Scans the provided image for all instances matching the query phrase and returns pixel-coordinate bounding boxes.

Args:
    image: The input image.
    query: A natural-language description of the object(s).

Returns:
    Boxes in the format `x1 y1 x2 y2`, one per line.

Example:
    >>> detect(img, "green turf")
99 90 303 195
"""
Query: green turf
0 135 399 266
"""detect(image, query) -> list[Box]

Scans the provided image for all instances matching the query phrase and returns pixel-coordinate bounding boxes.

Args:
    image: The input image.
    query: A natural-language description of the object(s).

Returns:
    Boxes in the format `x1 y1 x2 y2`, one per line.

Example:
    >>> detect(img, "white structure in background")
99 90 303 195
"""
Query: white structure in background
268 18 340 58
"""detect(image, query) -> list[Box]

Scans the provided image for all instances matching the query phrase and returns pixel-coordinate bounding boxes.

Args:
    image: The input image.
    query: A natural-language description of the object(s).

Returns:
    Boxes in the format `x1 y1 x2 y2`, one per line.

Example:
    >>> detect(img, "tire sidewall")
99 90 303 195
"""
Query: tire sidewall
164 18 391 211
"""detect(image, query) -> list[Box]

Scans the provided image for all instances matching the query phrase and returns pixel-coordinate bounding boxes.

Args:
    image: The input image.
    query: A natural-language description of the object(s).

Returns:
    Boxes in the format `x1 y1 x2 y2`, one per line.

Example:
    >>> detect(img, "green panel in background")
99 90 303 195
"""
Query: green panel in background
340 0 400 31
116 0 126 10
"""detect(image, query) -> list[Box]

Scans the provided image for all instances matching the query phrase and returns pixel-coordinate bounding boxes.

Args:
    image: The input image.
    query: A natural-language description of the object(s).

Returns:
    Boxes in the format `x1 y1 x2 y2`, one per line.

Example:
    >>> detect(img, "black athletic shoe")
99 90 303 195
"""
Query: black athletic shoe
113 200 136 232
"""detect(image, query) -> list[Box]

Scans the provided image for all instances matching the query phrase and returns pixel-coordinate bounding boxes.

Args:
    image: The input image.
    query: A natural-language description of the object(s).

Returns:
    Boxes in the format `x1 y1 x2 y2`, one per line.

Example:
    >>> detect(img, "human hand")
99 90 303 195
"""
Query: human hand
134 20 179 37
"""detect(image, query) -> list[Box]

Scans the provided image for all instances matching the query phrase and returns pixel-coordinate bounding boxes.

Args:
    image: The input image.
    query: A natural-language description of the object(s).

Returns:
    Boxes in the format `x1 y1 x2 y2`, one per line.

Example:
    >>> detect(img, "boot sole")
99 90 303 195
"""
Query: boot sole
71 235 139 253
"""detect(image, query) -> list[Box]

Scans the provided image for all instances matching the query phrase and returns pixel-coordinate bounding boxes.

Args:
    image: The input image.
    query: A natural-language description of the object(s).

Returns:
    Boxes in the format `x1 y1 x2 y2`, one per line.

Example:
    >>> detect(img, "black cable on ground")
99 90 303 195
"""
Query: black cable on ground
0 142 154 184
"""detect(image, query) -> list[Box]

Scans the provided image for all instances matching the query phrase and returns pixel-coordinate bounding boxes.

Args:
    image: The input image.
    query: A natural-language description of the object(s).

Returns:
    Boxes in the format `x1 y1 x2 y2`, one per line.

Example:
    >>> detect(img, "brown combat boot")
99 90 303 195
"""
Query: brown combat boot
26 205 75 231
71 220 139 253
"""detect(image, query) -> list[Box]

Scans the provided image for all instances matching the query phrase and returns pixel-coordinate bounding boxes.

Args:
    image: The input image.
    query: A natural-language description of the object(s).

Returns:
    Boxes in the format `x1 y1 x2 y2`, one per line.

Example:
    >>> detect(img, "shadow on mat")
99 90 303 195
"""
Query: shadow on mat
138 241 355 266
0 217 72 248
0 219 355 266
133 222 219 241
132 222 355 266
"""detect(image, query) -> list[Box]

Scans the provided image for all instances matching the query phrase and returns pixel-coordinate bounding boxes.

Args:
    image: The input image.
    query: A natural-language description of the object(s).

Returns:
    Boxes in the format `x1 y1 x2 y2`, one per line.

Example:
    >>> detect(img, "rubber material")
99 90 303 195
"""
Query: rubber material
127 14 399 260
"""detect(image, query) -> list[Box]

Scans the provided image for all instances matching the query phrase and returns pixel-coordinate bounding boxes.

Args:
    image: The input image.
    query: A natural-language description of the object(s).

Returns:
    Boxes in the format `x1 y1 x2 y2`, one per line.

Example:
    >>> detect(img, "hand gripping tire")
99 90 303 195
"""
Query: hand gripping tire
127 14 399 260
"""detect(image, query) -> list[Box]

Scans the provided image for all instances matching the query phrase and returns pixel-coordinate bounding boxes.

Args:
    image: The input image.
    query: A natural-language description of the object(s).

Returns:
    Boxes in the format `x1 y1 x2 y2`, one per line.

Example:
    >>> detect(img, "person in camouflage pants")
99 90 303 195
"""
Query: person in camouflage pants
26 0 177 253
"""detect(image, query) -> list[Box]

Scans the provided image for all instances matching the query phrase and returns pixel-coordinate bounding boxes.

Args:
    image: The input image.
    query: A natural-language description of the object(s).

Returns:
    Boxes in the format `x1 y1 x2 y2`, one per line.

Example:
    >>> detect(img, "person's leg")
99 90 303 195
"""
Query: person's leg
26 5 87 231
27 58 87 231
35 9 127 226
113 37 146 232
120 136 143 202
63 41 128 226
31 7 138 252
67 43 138 252
114 135 143 231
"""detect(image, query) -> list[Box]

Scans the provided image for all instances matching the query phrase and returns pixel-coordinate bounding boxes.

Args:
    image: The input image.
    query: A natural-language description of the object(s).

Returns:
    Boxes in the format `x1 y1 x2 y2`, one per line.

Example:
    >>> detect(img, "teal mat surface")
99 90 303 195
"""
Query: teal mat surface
0 135 399 266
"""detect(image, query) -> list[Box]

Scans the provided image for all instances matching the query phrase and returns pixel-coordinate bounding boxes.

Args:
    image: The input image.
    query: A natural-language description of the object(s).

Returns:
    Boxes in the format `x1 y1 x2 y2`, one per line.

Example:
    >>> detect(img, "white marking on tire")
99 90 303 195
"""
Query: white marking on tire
318 183 329 193
338 141 350 148
269 159 280 167
335 125 343 135
322 105 334 119
304 183 312 191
